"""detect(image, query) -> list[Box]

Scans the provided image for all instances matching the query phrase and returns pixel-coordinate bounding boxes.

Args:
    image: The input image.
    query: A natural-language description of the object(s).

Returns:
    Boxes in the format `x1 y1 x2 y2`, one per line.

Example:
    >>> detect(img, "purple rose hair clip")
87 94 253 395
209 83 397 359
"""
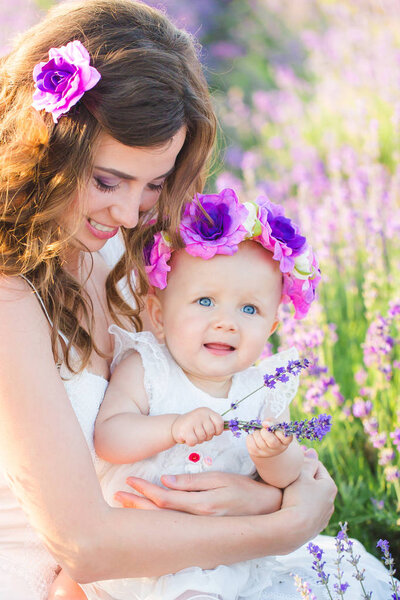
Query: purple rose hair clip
32 40 101 123
145 189 321 319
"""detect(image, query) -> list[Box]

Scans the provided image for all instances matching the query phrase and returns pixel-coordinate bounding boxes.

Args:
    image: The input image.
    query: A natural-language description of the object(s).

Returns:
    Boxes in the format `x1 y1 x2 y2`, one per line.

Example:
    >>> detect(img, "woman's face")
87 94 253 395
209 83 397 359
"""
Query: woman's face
65 126 186 253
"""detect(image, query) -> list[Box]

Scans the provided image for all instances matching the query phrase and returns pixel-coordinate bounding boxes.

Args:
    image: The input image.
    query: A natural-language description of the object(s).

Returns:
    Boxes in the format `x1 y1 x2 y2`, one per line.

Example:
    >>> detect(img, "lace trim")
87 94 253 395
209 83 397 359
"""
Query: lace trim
258 347 299 418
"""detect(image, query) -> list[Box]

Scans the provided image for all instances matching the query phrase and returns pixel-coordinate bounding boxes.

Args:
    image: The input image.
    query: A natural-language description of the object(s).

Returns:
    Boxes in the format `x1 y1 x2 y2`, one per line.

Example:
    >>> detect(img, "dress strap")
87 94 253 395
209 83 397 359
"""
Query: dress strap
20 274 69 345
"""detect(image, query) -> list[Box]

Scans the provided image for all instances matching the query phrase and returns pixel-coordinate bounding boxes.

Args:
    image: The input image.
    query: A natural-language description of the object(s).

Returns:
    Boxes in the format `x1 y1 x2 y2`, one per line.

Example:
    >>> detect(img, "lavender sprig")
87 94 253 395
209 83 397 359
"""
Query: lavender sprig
292 573 317 599
221 357 310 416
307 542 334 600
376 539 400 599
333 529 350 598
339 522 372 600
224 414 332 441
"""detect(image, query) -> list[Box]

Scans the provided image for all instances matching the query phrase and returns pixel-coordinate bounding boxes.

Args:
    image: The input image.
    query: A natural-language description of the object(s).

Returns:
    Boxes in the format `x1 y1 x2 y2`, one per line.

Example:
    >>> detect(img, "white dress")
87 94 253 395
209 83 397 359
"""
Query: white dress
0 234 124 600
0 321 108 600
82 328 394 600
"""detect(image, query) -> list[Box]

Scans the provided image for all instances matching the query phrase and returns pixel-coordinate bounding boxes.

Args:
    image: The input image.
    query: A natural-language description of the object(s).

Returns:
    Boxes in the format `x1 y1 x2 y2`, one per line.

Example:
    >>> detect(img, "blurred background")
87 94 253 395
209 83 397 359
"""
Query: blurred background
2 0 400 567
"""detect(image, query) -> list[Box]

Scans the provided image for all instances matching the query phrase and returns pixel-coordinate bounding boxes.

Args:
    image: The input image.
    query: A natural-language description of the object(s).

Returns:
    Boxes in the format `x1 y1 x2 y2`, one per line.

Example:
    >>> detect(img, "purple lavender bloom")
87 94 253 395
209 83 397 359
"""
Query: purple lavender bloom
307 543 330 586
263 358 310 388
352 399 373 418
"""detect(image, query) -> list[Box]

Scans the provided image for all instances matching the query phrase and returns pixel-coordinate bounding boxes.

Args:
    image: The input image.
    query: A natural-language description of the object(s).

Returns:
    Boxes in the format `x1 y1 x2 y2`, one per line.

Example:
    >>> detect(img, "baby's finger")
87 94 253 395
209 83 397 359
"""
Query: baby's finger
210 413 225 436
245 434 259 455
274 429 293 446
193 423 208 443
258 428 283 450
202 418 217 440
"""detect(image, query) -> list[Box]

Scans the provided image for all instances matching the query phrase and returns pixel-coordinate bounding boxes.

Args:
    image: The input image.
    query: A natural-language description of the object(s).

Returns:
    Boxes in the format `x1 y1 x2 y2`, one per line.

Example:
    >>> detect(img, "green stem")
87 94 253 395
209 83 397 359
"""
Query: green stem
220 384 265 417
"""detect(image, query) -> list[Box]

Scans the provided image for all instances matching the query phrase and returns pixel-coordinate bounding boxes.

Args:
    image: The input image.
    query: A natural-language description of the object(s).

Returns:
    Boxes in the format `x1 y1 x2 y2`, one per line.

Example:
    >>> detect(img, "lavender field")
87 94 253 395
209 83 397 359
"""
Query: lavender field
2 0 399 569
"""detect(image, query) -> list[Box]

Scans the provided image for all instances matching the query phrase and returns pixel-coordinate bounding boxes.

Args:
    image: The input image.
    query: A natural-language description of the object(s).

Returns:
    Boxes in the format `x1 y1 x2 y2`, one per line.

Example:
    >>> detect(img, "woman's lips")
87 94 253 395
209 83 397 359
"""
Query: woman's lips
204 343 235 356
86 218 119 240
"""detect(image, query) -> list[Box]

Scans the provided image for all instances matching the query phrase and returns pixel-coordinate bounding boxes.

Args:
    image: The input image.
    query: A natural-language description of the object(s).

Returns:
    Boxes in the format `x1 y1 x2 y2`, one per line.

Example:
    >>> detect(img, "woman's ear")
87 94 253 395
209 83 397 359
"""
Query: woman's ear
145 293 165 342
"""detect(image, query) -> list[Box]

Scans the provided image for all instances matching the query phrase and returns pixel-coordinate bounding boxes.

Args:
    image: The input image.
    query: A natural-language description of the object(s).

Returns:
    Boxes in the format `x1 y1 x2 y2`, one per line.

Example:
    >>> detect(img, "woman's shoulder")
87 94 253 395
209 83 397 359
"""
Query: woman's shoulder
0 274 49 326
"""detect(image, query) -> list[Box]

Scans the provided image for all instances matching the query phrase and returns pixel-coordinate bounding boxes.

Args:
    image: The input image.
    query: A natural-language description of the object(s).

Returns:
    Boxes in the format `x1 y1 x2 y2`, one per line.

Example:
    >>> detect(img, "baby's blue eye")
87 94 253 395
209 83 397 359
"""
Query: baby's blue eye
198 297 213 307
242 304 257 315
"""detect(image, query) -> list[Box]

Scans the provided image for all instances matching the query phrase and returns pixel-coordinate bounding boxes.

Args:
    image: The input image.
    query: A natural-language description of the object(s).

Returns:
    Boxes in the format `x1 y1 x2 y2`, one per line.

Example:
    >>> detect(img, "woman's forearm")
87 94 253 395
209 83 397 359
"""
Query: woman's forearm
68 503 304 583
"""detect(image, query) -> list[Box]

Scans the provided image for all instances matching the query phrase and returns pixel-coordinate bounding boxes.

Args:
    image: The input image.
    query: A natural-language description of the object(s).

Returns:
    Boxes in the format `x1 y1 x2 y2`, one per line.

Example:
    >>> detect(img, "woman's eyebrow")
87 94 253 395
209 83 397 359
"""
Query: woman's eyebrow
94 165 175 180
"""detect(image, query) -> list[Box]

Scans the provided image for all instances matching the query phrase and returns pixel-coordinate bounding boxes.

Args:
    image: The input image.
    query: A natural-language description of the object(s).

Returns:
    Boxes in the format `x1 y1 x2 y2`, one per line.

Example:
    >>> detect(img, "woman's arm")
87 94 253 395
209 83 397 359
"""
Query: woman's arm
0 278 336 584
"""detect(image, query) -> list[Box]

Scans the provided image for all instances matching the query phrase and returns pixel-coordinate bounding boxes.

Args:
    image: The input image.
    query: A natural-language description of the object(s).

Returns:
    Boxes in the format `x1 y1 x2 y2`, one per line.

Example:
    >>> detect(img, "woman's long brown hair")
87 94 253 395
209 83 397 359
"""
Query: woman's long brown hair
0 0 216 372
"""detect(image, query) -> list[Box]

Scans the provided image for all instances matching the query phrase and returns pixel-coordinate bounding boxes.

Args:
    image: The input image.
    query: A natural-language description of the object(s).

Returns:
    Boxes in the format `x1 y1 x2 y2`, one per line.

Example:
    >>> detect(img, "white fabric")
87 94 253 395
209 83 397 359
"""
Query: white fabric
84 329 394 600
0 242 115 600
0 366 108 600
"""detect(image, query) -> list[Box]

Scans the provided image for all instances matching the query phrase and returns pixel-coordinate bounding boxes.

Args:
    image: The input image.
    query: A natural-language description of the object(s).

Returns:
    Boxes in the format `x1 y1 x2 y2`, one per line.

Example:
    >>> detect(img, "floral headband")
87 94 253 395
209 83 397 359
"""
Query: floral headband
32 40 101 123
144 188 321 319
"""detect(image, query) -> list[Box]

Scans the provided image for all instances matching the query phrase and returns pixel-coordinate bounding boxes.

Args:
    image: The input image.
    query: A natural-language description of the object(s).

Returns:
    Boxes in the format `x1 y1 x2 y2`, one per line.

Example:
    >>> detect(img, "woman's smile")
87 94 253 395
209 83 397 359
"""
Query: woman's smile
86 217 120 239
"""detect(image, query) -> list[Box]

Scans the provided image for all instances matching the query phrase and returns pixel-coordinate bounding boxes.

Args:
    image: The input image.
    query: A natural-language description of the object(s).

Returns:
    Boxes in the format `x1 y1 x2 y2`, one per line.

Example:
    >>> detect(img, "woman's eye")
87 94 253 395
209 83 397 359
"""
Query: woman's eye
94 177 121 193
241 304 257 315
197 297 213 307
148 181 165 193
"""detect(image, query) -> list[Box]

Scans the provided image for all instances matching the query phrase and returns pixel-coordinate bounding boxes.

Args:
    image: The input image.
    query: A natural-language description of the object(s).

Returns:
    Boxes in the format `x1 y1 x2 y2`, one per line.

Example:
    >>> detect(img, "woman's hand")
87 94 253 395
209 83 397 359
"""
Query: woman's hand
114 471 282 516
280 448 337 550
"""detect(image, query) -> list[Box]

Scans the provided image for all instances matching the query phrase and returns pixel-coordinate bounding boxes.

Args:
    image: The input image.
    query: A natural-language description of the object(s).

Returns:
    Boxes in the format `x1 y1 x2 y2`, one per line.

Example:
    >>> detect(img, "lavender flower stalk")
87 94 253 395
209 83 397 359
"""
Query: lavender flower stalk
307 542 334 600
292 574 317 600
224 414 332 441
376 539 400 599
221 358 310 417
338 522 372 600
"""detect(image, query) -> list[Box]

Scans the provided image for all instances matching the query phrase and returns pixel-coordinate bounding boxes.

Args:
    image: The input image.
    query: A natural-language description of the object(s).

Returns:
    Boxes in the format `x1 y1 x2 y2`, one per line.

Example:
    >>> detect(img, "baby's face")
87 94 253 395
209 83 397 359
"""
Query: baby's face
151 241 282 390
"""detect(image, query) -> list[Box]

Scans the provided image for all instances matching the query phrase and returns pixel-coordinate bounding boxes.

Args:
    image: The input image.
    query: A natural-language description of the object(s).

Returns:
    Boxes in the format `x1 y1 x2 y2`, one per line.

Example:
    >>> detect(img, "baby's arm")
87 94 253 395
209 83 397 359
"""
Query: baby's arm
246 408 304 489
95 352 224 463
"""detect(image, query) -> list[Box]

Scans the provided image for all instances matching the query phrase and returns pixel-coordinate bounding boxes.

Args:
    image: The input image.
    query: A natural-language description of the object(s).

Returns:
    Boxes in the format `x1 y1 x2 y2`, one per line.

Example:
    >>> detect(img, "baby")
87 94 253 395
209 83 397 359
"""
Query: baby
53 188 320 600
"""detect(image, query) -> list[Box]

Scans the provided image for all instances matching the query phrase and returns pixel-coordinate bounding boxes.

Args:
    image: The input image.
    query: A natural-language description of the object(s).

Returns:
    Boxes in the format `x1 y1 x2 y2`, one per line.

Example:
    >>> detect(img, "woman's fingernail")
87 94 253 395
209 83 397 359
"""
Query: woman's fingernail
162 475 176 484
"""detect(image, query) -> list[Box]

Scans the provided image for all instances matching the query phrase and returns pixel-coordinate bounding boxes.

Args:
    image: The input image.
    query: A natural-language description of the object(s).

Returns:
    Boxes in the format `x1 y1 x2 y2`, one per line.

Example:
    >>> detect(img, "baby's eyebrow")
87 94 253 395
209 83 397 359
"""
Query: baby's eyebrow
94 165 175 181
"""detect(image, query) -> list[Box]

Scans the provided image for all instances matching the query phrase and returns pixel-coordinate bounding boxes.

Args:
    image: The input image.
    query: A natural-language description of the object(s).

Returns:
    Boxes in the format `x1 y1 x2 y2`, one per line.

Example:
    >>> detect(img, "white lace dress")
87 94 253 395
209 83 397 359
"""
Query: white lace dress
83 328 393 600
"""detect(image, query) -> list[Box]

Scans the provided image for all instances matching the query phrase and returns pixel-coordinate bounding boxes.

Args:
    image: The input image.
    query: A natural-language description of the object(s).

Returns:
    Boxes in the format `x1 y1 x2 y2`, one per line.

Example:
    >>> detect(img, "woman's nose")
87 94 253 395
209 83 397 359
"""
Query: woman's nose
110 192 141 229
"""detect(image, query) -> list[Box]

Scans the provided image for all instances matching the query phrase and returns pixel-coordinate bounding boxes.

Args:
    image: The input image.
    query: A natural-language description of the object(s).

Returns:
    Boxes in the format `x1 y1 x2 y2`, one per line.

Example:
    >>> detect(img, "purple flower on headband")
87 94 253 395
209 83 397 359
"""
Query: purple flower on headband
180 189 248 259
145 232 172 289
32 40 101 123
255 195 306 272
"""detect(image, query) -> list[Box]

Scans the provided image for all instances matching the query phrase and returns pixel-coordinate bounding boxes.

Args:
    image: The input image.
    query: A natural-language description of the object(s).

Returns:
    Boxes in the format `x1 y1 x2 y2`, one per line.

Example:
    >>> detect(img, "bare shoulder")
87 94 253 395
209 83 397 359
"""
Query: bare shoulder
0 276 52 364
0 274 50 330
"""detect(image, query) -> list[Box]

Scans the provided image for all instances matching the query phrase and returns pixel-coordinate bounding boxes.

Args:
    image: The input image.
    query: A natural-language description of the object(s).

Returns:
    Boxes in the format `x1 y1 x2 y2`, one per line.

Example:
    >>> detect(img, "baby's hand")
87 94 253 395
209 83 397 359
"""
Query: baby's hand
246 420 293 459
171 407 224 447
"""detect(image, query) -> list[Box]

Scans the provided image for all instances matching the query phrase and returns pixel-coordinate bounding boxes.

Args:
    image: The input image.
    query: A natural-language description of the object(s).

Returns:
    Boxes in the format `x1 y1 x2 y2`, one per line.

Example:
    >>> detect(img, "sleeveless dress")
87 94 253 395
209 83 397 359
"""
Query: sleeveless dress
0 227 126 600
0 277 109 600
82 328 394 600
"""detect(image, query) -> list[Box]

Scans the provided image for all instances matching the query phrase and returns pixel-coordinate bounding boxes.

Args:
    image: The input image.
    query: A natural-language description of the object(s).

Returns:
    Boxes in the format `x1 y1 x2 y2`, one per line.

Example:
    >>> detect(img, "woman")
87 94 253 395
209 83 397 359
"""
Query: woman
0 1 336 599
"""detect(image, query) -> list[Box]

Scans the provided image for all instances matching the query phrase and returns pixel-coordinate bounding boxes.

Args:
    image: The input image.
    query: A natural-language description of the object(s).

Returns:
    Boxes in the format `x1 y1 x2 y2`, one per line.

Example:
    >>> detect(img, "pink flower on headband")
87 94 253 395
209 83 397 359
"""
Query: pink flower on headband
180 189 248 259
32 40 101 123
145 232 172 289
144 189 321 318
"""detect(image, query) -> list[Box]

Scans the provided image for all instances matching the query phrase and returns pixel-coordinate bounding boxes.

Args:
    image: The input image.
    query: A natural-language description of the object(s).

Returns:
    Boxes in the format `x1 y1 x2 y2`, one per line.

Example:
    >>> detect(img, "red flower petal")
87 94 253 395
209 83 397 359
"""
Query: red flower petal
188 452 201 462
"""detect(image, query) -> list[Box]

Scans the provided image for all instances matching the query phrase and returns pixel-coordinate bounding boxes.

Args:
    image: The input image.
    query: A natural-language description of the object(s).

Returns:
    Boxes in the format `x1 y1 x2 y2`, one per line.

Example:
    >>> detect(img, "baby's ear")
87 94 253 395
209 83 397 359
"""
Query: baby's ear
145 293 165 342
269 318 279 336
